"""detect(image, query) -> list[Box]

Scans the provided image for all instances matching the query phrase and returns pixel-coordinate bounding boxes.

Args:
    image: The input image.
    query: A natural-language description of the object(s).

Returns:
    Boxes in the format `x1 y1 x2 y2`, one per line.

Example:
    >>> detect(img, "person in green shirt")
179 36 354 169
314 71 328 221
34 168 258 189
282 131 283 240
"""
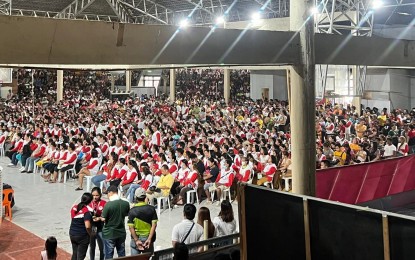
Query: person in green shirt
100 185 130 259
128 188 158 255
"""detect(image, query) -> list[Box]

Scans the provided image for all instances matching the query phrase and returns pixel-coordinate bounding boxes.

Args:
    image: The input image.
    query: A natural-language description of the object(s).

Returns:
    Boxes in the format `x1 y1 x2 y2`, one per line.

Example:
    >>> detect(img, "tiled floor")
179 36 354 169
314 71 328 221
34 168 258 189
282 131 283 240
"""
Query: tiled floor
1 156 239 258
0 220 71 260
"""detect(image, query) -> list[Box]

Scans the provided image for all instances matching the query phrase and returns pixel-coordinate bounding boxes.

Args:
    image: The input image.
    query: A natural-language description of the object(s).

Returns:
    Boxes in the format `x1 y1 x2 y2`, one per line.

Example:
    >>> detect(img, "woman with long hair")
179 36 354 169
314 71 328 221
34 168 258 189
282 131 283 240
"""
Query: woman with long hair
41 236 57 260
197 207 215 239
75 149 100 191
213 200 237 243
69 192 93 260
89 187 106 260
120 159 139 195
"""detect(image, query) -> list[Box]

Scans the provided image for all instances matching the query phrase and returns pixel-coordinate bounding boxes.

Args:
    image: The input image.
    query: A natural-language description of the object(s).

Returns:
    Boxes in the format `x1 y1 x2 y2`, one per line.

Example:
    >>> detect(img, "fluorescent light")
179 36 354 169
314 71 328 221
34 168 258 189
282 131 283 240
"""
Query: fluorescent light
251 12 261 21
179 19 189 28
372 0 383 9
310 7 319 15
216 16 225 25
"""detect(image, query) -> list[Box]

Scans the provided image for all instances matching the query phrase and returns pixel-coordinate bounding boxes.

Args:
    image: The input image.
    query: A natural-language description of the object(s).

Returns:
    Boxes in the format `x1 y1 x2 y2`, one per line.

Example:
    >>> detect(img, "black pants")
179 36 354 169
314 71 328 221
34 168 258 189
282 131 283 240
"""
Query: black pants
90 231 104 260
70 234 90 260
170 181 180 197
6 150 16 160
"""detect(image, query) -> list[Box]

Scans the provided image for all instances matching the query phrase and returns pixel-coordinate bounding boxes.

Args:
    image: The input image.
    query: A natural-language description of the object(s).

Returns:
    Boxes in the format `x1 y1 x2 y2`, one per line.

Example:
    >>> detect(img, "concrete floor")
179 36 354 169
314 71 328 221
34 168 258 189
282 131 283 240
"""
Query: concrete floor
1 156 239 258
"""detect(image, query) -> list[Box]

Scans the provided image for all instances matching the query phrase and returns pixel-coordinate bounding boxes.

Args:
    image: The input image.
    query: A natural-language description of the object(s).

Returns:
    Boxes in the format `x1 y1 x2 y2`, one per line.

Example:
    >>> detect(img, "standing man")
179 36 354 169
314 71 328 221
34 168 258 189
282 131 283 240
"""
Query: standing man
128 188 158 255
100 185 130 259
171 204 204 248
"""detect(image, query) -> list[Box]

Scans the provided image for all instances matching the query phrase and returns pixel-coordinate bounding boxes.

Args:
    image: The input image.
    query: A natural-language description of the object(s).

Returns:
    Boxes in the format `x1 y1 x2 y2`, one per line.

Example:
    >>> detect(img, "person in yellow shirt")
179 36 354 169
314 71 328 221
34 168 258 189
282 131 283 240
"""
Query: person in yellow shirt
355 120 367 139
378 111 387 127
146 165 174 204
349 138 361 154
333 144 347 166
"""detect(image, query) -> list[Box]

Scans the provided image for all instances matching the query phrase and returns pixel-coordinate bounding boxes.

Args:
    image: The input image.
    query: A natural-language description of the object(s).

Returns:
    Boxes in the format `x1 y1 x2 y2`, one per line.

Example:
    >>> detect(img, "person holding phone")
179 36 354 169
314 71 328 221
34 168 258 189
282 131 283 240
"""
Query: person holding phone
89 187 106 260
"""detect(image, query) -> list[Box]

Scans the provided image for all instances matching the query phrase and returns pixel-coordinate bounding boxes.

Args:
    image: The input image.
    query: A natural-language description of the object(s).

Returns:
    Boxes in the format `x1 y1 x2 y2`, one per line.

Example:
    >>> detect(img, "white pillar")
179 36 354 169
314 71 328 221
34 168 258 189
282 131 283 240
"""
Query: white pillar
169 69 176 103
352 67 362 116
125 70 131 93
57 70 63 103
111 74 115 91
290 0 316 196
224 69 231 104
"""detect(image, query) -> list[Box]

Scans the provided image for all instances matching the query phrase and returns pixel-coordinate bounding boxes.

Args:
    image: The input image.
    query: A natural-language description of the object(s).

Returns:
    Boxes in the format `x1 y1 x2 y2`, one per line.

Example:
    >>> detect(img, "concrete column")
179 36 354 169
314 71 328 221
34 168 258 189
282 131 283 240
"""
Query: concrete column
57 70 63 103
169 69 176 103
111 74 115 91
290 0 316 196
224 68 231 104
125 70 131 93
163 76 167 95
352 67 361 115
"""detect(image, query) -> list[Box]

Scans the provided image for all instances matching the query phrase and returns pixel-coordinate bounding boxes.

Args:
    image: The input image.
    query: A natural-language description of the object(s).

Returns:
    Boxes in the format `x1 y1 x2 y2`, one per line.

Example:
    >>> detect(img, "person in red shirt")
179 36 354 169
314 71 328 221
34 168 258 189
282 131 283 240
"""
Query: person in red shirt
6 133 23 165
408 125 415 154
23 138 47 173
51 143 77 183
89 187 106 260
75 149 100 191
120 160 139 195
174 163 199 206
109 158 129 187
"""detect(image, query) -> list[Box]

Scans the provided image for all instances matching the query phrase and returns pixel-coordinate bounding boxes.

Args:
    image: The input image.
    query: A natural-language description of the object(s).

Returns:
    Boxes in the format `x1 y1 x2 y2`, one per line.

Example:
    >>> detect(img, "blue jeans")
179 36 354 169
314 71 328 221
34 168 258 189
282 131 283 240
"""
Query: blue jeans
103 235 126 259
130 235 153 255
126 184 141 203
92 174 107 187
25 157 40 171
11 152 18 165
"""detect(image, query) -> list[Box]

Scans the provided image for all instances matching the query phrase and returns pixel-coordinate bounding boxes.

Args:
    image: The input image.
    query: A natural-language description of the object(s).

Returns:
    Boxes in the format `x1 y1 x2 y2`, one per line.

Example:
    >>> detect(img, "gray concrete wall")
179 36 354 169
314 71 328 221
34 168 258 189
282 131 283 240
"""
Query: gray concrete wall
250 70 288 100
389 69 411 110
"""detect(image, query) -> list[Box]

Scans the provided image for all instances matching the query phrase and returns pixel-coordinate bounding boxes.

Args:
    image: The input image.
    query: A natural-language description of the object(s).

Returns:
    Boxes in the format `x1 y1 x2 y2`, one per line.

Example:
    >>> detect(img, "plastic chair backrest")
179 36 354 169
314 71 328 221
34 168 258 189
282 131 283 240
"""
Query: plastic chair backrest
2 189 14 205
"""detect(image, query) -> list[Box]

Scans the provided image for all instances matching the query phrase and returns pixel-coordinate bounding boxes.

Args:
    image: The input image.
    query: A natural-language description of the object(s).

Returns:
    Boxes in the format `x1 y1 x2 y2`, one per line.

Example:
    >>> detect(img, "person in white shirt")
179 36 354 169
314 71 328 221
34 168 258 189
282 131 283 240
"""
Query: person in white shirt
171 204 204 248
212 200 237 245
383 137 397 158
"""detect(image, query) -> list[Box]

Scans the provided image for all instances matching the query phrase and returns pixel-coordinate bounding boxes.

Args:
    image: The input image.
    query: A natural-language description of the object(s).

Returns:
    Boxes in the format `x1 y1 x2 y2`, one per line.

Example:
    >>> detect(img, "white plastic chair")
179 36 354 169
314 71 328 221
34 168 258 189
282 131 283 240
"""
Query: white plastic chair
263 174 275 189
186 187 199 204
0 142 5 157
62 164 76 183
222 187 232 201
85 176 94 191
282 175 292 191
156 195 171 216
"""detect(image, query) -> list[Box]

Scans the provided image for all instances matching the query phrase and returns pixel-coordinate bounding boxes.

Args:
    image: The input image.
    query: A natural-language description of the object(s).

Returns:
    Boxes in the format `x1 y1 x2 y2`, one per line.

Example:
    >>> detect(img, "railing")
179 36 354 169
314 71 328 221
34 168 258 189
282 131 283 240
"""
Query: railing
316 155 415 204
152 233 240 260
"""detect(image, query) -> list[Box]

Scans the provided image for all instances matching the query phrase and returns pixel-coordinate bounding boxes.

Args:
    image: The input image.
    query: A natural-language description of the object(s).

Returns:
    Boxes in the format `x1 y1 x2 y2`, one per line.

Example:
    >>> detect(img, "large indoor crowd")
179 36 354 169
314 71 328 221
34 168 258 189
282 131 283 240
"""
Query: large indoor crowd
2 68 415 259
170 68 250 102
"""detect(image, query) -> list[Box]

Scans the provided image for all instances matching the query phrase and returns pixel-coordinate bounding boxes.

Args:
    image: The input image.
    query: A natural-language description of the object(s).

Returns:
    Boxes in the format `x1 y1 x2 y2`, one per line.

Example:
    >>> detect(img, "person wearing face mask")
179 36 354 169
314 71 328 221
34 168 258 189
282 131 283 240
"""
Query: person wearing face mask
171 159 190 201
256 155 278 188
213 159 235 204
202 158 220 204
235 157 252 183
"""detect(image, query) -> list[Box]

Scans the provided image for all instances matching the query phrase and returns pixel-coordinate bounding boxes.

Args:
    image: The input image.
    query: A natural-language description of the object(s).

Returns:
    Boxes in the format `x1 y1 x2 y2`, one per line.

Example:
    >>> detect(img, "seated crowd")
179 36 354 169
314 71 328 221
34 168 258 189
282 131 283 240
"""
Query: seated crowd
2 69 415 259
172 68 250 102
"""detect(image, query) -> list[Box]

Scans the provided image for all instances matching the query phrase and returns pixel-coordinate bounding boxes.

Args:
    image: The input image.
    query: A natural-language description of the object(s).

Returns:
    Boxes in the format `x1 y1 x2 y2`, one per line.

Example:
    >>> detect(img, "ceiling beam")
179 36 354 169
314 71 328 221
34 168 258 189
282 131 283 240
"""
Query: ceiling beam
0 16 414 68
105 0 134 23
121 0 168 24
55 0 97 19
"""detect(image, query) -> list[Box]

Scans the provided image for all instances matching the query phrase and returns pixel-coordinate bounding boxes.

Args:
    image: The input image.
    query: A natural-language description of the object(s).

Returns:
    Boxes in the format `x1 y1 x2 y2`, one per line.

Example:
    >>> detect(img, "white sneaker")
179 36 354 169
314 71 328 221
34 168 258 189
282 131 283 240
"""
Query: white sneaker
19 167 25 171
7 163 14 166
